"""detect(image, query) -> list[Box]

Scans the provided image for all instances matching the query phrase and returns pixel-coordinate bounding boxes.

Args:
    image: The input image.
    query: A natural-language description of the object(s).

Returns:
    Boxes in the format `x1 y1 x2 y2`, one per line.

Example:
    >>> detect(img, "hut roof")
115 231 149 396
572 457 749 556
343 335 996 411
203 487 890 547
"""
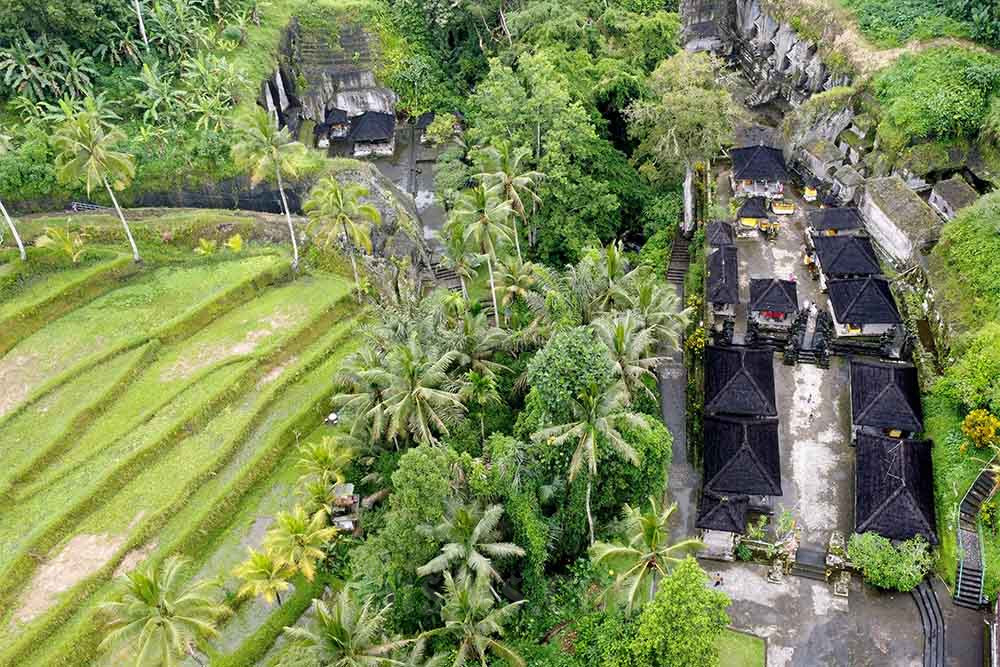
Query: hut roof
807 207 863 232
850 360 923 432
812 235 881 276
707 221 735 246
707 246 739 305
350 111 395 142
749 278 798 313
705 346 777 416
696 490 750 532
731 145 789 182
828 277 902 325
738 196 769 219
932 175 979 212
415 111 435 129
704 415 782 496
326 107 349 124
855 434 937 544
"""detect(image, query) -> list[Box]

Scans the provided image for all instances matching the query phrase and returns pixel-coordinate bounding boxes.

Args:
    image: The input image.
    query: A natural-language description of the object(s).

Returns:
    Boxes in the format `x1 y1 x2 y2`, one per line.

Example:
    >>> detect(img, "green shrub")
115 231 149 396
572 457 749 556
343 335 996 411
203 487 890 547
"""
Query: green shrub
935 324 1000 414
981 495 1000 535
842 0 972 46
526 326 613 423
847 532 934 591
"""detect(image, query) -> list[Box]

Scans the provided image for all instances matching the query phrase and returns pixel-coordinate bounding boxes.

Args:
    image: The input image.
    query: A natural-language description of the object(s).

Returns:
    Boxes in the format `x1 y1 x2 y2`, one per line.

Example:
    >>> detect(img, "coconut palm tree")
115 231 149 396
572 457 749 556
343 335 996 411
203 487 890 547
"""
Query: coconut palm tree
395 636 446 667
231 108 308 269
332 346 392 446
98 555 230 666
233 547 293 606
474 142 544 259
461 370 502 440
426 572 525 667
453 184 513 327
532 382 645 545
494 257 537 324
449 310 508 378
590 496 702 613
264 504 338 582
382 337 466 446
0 133 25 261
438 225 480 300
593 312 668 405
52 107 140 262
629 279 690 349
417 501 524 583
283 588 408 667
304 177 381 301
297 436 355 486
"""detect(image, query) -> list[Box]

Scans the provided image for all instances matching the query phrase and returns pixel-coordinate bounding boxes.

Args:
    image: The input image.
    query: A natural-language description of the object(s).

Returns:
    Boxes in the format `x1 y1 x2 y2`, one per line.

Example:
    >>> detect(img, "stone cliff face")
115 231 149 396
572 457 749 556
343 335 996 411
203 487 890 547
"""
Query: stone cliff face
682 0 851 107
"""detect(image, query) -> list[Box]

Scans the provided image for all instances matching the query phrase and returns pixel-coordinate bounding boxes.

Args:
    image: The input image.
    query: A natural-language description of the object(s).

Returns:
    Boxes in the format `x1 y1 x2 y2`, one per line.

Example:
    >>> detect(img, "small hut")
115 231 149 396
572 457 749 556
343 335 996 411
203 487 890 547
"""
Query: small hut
748 278 798 330
705 346 777 417
803 176 821 203
730 144 789 199
928 175 979 221
807 207 864 237
704 415 782 496
810 234 880 290
850 360 923 439
707 246 739 321
707 221 735 247
736 197 772 238
827 276 901 338
349 111 396 157
855 434 936 544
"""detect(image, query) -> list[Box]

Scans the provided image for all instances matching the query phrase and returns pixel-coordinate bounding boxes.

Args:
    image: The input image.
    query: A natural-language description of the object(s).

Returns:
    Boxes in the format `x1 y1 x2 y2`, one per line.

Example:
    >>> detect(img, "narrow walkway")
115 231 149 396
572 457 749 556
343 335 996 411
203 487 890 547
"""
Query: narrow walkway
955 467 995 609
661 236 699 541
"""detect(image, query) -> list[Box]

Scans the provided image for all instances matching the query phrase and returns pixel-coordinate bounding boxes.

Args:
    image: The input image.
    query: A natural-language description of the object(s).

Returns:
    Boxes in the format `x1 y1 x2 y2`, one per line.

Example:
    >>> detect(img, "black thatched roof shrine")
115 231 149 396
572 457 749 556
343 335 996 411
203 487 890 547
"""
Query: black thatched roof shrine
707 221 735 246
850 360 923 432
696 490 750 532
808 207 863 232
749 278 798 313
738 196 769 219
731 145 790 182
705 346 777 416
812 234 880 277
350 111 395 142
415 111 435 129
855 433 937 544
704 415 782 496
707 246 739 305
326 107 349 125
828 277 901 325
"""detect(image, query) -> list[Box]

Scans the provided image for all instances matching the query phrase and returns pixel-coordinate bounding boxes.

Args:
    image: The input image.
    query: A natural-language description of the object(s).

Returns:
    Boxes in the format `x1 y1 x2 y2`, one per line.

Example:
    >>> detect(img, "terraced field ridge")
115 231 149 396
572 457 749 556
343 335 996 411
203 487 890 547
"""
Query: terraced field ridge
0 245 361 666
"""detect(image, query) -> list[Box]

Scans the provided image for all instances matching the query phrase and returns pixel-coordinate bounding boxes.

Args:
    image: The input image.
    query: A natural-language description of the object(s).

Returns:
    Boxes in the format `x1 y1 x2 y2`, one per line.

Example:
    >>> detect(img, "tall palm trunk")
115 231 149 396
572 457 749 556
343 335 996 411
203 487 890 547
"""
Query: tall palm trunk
133 0 150 50
276 169 299 270
507 191 522 262
102 176 140 263
459 274 468 300
0 198 26 261
486 254 500 328
343 222 362 302
586 478 595 546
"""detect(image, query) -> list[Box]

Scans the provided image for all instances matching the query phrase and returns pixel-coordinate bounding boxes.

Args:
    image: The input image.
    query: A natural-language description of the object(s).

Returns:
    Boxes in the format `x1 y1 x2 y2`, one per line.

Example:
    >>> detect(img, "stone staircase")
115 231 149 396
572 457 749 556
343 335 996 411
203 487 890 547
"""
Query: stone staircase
790 547 828 582
666 237 690 294
954 467 995 609
912 579 945 667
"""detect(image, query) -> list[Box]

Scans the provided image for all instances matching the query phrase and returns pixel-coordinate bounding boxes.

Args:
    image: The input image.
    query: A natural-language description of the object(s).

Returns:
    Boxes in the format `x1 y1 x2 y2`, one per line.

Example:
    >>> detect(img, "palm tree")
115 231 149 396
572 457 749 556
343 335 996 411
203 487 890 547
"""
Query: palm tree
453 184 513 327
98 555 230 666
52 108 140 262
304 177 381 301
264 504 338 582
629 279 690 349
0 133 25 261
475 143 544 259
382 337 466 446
426 572 525 667
532 382 645 545
283 588 408 667
233 547 293 606
231 108 308 269
449 310 508 377
494 257 537 324
417 501 525 583
438 225 480 300
593 312 668 405
590 496 702 613
332 346 392 446
395 636 446 667
297 436 355 486
461 370 502 440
